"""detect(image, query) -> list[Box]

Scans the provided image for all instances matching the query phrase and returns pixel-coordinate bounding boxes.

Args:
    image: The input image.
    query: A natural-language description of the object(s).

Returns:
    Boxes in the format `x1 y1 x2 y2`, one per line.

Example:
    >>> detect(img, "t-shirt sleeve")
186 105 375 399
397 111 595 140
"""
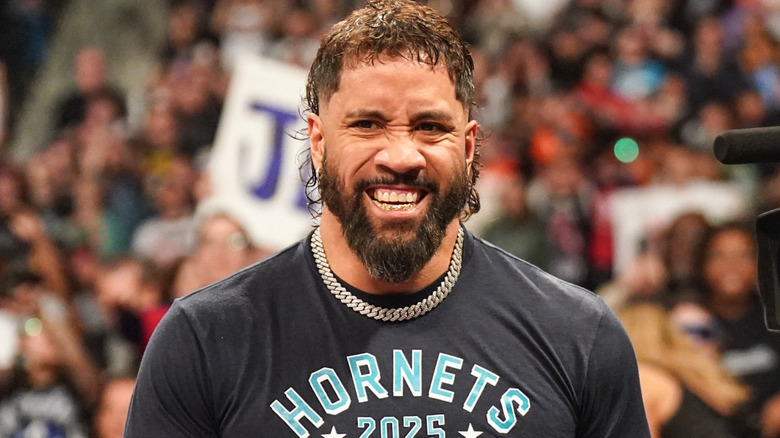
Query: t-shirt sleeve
577 304 650 437
124 301 218 437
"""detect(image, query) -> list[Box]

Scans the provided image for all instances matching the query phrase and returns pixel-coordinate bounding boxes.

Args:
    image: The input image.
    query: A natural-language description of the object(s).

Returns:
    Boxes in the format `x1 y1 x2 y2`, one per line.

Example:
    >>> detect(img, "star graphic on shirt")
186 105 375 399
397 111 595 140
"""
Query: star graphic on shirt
459 423 484 437
322 426 346 438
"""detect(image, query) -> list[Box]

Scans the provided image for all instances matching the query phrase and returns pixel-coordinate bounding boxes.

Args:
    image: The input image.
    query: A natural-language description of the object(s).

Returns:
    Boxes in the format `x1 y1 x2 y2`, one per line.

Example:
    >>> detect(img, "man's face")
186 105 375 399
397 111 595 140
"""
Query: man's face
308 56 477 282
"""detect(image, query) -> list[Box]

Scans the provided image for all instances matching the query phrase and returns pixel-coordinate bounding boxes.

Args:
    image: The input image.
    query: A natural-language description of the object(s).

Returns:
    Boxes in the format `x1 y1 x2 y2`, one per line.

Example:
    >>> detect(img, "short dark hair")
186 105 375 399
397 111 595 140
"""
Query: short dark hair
302 0 482 219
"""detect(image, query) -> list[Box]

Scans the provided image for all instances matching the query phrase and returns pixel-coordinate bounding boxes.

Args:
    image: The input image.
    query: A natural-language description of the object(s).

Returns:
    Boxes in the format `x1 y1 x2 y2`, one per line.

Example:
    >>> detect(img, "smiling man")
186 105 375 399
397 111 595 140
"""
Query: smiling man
311 55 475 291
125 1 649 437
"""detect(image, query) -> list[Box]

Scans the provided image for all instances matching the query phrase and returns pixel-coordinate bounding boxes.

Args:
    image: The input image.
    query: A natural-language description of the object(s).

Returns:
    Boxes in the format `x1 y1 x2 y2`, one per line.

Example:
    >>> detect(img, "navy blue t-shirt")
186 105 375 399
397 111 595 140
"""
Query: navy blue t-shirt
125 229 649 437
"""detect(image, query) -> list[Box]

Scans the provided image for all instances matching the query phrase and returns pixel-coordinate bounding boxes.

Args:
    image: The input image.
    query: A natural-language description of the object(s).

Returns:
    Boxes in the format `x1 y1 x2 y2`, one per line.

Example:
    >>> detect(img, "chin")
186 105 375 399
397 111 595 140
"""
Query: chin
366 209 426 239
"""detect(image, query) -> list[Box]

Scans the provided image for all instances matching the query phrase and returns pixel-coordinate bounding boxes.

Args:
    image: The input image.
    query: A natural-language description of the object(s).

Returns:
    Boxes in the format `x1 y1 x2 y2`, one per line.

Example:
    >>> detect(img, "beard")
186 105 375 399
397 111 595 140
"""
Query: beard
319 158 471 283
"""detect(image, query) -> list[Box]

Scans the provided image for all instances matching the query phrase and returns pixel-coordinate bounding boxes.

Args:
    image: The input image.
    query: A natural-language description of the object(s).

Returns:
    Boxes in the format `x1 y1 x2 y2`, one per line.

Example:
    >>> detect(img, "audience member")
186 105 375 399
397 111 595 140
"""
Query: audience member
683 16 751 119
618 302 749 438
699 223 780 437
93 377 136 438
131 157 197 267
94 257 170 361
662 211 710 295
55 47 126 134
210 0 272 71
481 171 550 270
0 163 68 297
171 210 268 297
0 271 101 438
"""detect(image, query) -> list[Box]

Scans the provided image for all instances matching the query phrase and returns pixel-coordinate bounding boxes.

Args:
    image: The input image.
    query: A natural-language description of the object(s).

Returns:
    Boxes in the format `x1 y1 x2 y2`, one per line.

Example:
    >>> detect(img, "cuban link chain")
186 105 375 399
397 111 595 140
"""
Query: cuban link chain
310 227 464 322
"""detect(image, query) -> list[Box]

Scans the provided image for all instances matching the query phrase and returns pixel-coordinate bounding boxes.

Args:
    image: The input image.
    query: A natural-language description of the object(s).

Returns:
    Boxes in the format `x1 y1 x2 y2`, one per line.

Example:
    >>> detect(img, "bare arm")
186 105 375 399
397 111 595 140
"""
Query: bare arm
39 295 103 408
10 212 69 298
637 362 682 438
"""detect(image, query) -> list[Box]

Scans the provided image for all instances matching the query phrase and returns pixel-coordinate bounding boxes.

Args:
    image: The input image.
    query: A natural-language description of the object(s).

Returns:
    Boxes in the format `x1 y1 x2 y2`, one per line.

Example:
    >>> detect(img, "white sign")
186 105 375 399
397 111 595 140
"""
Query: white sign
207 56 314 251
610 181 749 273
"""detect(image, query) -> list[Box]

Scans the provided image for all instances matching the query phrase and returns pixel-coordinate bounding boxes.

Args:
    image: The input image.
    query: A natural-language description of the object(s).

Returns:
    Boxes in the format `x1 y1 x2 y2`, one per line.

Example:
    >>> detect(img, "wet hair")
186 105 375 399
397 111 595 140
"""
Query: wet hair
301 0 481 219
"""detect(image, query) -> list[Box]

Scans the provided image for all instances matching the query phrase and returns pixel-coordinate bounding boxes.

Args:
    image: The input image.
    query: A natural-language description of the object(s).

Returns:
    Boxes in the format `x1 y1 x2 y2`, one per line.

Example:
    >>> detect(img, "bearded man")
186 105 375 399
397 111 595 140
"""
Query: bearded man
125 1 649 436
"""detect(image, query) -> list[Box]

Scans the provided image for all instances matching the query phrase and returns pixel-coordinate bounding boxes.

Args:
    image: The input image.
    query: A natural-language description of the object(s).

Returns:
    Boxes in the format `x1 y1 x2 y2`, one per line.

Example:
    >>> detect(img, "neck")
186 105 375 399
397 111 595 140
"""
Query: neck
318 211 462 295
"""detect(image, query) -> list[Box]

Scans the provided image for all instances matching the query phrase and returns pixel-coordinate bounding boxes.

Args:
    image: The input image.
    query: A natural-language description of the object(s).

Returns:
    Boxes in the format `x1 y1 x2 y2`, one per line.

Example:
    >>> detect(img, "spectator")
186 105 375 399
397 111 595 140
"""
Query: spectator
55 47 126 134
131 157 197 267
72 125 152 260
527 157 594 286
137 99 181 175
159 0 216 73
618 302 749 438
683 16 750 118
0 271 101 438
168 60 222 158
662 211 710 296
464 0 530 62
481 171 550 270
210 0 272 71
93 377 135 438
94 257 171 360
0 163 68 297
611 25 667 102
740 19 780 115
172 210 269 297
699 223 780 437
266 6 320 68
598 248 668 311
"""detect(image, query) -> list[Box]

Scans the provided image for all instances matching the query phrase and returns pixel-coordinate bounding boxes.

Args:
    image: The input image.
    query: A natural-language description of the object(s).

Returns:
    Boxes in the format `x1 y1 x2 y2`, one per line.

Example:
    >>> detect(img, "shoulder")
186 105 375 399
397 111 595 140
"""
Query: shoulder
145 238 312 362
175 237 310 318
470 233 607 314
465 232 623 361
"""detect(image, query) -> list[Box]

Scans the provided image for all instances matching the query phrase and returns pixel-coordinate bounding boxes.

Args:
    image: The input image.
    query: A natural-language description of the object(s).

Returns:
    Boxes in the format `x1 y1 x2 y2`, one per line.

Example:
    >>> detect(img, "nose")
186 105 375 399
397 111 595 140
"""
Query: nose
373 134 426 176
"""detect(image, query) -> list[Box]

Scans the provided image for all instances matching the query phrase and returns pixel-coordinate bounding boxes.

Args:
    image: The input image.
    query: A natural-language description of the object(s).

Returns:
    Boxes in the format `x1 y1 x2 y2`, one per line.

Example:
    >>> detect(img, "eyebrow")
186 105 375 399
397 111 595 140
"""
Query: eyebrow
409 110 455 126
344 109 456 125
344 110 390 122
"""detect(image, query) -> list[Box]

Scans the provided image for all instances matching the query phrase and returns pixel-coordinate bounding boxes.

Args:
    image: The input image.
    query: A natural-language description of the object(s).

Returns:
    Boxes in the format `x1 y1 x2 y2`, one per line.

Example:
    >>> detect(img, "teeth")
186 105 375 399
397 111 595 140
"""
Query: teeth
372 200 414 211
372 189 420 204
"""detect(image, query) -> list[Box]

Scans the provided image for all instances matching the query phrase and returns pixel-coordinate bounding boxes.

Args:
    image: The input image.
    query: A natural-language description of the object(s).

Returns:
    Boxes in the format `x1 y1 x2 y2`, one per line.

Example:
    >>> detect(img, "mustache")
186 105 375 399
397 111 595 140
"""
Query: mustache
352 174 439 195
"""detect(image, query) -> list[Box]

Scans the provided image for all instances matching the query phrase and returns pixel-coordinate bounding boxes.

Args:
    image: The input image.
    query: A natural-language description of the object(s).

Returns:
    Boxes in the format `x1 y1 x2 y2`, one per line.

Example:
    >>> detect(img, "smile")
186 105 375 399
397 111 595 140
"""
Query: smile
368 187 424 211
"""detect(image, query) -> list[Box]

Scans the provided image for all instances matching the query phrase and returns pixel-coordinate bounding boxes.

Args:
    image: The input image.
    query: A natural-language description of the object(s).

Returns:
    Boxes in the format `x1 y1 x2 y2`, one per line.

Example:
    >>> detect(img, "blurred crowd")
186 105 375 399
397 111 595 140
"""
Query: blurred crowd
1 0 780 436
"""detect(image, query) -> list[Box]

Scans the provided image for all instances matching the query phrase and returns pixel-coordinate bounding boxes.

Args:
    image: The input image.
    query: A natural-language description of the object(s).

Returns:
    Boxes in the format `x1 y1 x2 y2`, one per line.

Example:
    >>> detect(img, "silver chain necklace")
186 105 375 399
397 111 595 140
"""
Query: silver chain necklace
310 227 464 322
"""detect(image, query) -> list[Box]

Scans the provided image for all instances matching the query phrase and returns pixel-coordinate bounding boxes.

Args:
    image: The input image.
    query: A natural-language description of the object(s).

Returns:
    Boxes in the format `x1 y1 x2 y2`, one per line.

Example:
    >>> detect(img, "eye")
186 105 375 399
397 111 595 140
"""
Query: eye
351 120 377 129
417 122 445 132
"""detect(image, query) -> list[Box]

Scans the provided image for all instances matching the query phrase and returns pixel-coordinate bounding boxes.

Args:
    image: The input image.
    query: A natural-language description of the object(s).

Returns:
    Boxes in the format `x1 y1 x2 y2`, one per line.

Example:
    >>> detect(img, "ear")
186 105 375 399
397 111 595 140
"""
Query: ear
464 119 478 170
308 113 325 169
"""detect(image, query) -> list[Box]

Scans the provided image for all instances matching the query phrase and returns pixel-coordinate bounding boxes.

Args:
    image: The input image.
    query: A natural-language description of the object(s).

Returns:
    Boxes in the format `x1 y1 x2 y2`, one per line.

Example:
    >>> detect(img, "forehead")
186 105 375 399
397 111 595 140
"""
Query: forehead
322 56 463 115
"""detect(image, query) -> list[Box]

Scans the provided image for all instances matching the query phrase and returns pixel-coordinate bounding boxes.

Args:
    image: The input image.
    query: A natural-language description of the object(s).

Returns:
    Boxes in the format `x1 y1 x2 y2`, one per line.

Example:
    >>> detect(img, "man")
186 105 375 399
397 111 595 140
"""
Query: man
125 1 649 436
